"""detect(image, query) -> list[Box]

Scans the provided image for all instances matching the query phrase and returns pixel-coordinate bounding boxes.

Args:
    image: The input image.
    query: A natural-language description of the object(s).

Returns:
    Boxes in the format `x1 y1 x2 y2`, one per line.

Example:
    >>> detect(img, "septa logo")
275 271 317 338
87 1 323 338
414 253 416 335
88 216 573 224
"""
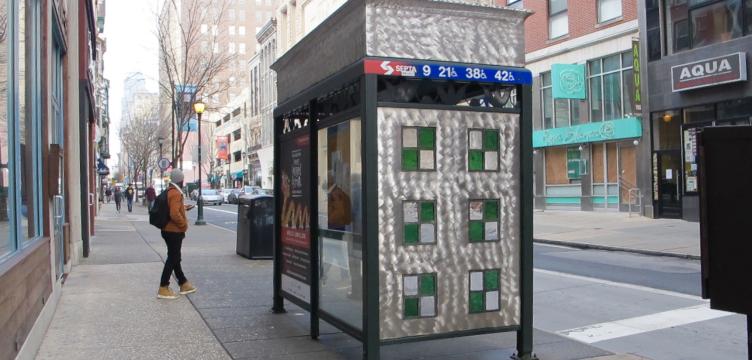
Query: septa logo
364 60 414 76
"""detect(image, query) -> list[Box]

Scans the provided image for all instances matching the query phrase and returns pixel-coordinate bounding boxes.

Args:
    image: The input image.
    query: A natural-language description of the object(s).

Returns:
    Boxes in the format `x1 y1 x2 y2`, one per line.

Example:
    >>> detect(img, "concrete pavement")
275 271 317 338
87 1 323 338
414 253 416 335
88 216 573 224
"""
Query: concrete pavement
534 211 700 259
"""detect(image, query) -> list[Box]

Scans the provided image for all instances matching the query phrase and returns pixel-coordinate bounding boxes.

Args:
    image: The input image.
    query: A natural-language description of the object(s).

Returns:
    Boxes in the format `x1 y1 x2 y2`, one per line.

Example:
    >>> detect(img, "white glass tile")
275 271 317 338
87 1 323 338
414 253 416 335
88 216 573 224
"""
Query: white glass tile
404 202 419 223
419 150 435 170
484 151 498 170
469 201 483 220
404 276 419 296
420 223 435 243
469 130 483 150
485 221 498 241
485 291 500 311
403 128 417 147
470 271 483 291
420 296 436 317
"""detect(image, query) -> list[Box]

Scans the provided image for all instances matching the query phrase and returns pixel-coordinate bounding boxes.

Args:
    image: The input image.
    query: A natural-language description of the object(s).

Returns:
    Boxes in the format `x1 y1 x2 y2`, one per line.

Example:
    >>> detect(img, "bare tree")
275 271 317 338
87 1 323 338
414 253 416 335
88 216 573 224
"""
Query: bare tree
120 104 166 196
156 0 236 170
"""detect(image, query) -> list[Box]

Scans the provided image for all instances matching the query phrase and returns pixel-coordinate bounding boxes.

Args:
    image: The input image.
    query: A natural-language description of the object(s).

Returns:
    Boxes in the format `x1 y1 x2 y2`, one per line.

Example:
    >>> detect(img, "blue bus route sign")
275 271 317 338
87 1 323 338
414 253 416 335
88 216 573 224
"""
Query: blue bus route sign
364 59 532 85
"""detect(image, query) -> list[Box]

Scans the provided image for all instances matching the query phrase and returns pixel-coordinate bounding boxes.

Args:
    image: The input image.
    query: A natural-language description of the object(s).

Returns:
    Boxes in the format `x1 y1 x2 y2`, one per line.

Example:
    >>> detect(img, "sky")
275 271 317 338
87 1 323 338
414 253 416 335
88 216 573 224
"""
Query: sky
102 0 161 166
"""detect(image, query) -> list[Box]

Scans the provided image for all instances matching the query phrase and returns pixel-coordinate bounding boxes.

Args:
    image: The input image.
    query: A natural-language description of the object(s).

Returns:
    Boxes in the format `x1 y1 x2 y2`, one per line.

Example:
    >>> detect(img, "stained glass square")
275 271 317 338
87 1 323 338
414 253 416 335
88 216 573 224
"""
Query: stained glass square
419 274 435 296
469 221 484 242
485 222 499 241
469 130 483 150
419 150 435 170
469 150 484 171
484 151 498 171
484 270 499 291
483 130 499 151
470 271 483 291
469 291 484 313
402 149 418 171
469 201 483 221
420 296 436 317
405 298 419 318
404 202 419 223
404 224 419 245
420 202 435 222
418 128 435 149
420 224 435 244
484 201 499 220
485 291 500 311
402 128 418 147
404 275 419 296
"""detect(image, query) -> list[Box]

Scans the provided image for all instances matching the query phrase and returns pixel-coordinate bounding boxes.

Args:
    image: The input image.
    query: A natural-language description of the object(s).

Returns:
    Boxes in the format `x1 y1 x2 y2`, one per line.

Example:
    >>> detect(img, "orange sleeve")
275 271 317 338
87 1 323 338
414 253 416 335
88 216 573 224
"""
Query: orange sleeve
168 190 187 230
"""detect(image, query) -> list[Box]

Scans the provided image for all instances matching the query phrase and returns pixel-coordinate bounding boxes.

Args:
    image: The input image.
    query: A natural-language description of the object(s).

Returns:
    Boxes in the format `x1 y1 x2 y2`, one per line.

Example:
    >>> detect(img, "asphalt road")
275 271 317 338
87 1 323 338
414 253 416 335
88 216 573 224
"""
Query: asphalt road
187 203 748 360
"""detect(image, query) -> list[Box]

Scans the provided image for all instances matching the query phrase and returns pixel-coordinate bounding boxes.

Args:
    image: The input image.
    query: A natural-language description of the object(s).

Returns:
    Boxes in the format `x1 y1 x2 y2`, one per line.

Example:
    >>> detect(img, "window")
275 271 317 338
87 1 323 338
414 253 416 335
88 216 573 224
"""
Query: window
229 26 235 35
403 274 437 318
587 52 635 122
228 42 235 53
201 24 208 34
233 151 241 162
233 129 241 141
238 26 246 36
507 0 522 7
467 129 499 171
468 200 499 243
646 0 662 61
665 0 749 55
549 0 568 38
403 201 436 245
239 10 245 21
598 0 622 22
469 270 500 313
239 43 246 54
401 127 436 171
540 71 588 129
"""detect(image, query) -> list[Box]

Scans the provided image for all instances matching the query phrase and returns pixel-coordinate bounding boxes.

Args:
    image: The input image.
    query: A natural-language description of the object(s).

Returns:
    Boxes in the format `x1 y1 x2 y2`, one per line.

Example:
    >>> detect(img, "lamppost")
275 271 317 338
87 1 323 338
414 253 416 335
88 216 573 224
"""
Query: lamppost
158 137 165 187
194 100 207 225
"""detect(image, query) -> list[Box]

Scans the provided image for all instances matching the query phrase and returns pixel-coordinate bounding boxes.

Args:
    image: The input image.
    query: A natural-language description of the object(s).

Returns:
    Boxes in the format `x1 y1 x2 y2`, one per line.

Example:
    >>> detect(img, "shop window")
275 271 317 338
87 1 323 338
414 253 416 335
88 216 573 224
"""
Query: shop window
469 269 500 313
468 129 499 172
540 72 587 129
598 0 622 23
549 0 569 38
402 127 436 171
588 52 634 122
665 0 748 55
545 147 570 185
403 201 436 245
652 111 683 150
718 98 752 120
567 147 586 179
403 273 437 318
468 200 500 243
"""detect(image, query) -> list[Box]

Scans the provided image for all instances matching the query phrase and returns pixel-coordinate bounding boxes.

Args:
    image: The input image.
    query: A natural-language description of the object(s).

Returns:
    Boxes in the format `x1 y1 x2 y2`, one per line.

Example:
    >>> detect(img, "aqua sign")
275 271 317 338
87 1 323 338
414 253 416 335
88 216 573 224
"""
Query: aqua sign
552 64 586 99
533 117 642 148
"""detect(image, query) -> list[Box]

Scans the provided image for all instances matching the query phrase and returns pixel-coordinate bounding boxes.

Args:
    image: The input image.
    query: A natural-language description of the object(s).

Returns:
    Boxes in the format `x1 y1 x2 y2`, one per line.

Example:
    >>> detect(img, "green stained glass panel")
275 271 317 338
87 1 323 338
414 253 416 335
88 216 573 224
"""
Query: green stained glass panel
485 270 499 291
403 149 418 171
418 128 435 149
405 298 419 318
484 201 499 221
404 224 419 245
420 202 435 222
469 221 484 242
469 150 484 171
483 130 499 151
469 291 484 313
419 274 435 296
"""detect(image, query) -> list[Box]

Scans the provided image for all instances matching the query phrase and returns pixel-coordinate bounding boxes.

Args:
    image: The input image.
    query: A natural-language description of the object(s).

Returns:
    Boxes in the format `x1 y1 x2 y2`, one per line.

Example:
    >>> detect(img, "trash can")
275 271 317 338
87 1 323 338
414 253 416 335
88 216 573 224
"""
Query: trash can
237 195 274 259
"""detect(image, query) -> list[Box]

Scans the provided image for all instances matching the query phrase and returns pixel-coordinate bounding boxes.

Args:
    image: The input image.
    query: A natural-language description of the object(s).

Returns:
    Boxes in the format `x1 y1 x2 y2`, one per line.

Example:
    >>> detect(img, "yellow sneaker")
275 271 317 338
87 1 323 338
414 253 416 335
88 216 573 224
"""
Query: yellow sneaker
157 286 178 299
179 281 197 295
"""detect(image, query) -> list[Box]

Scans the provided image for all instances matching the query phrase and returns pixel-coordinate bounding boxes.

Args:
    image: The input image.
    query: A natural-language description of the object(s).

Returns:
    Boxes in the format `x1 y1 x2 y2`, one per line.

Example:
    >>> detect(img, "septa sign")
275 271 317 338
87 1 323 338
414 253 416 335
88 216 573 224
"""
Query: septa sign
364 59 532 85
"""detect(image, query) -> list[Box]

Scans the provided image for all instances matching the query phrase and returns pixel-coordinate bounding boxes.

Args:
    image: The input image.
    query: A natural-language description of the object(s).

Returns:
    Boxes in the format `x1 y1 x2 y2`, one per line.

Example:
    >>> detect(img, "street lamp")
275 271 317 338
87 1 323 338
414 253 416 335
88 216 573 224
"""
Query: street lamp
194 100 207 225
158 137 165 188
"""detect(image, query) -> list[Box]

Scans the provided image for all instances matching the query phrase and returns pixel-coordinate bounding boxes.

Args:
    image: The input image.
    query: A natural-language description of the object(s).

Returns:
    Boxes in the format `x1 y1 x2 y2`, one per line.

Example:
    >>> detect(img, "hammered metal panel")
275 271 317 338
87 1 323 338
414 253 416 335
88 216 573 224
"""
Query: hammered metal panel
377 107 520 340
366 0 528 67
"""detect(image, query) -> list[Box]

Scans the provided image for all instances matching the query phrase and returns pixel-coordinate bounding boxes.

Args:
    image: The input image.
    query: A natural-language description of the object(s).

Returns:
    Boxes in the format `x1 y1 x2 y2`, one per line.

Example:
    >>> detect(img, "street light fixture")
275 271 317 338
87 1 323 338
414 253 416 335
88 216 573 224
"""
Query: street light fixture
158 137 165 188
194 100 207 226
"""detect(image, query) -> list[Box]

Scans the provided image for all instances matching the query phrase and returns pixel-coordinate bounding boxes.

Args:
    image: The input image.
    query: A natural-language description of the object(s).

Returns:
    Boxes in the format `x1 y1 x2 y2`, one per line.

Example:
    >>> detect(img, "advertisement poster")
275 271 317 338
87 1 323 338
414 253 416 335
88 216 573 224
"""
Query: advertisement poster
280 134 311 303
216 136 230 160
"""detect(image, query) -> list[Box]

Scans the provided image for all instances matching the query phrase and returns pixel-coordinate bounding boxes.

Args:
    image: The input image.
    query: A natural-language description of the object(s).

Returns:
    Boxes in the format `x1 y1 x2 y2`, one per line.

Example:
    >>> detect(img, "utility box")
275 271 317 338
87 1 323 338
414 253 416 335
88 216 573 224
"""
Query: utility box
698 126 752 315
271 1 534 359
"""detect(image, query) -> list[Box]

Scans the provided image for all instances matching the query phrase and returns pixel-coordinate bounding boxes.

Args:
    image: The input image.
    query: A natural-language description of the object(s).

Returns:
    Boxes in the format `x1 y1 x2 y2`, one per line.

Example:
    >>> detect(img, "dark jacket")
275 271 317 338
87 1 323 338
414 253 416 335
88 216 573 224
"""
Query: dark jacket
126 186 135 200
145 187 157 201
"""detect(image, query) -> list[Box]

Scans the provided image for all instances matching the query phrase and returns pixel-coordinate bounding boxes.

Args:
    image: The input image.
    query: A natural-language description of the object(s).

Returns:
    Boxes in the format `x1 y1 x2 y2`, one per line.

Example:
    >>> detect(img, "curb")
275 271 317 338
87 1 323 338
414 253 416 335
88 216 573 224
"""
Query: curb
534 238 701 260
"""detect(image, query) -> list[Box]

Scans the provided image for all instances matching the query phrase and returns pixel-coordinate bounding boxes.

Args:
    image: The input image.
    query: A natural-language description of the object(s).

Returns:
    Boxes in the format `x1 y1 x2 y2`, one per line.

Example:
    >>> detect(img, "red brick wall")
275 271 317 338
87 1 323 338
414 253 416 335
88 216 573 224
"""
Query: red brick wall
509 0 637 53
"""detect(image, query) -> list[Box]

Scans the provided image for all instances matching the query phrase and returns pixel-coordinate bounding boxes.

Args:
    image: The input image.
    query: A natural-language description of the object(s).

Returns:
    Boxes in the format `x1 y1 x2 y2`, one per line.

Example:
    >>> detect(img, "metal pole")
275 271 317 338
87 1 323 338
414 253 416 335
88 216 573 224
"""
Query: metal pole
195 112 206 225
159 142 164 187
747 314 751 360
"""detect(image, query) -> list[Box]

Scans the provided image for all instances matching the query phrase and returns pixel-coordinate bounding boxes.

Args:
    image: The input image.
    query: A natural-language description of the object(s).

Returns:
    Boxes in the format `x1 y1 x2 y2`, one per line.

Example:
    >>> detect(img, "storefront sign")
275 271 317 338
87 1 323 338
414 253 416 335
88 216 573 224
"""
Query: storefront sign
533 117 642 148
671 52 747 92
551 64 586 99
364 59 532 85
632 40 642 112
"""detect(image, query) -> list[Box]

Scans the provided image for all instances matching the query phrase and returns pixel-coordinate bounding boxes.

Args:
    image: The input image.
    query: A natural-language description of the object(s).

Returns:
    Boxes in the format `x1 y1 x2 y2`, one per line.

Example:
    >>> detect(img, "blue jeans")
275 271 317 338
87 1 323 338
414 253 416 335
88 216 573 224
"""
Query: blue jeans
127 198 133 212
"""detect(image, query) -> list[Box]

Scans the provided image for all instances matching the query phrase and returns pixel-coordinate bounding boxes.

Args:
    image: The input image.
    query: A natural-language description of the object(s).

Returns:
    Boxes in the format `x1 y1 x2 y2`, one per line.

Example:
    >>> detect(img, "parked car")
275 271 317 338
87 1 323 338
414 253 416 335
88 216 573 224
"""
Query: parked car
198 189 223 206
226 189 242 204
220 189 234 203
238 186 265 202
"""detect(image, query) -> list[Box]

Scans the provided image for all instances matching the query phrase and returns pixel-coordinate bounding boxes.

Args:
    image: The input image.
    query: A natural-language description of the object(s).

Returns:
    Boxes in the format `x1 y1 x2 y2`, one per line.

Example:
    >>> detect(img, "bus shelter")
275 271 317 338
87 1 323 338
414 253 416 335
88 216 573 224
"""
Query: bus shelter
272 1 534 359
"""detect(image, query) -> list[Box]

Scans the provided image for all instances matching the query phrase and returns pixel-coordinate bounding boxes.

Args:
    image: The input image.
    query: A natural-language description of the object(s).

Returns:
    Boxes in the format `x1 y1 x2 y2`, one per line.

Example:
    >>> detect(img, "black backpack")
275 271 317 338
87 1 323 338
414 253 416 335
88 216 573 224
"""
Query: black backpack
149 188 172 229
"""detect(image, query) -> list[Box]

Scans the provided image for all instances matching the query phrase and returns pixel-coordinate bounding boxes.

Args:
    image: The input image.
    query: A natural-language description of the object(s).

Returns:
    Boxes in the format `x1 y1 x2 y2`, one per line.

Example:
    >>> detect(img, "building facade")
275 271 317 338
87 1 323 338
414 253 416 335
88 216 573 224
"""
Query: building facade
638 0 752 221
514 0 648 214
250 18 276 189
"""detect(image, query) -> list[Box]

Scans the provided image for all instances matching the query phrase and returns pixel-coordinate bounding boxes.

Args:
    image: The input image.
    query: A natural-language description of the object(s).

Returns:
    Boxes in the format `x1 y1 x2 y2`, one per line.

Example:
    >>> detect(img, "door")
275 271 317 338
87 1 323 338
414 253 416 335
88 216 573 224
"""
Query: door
52 34 65 277
656 150 682 218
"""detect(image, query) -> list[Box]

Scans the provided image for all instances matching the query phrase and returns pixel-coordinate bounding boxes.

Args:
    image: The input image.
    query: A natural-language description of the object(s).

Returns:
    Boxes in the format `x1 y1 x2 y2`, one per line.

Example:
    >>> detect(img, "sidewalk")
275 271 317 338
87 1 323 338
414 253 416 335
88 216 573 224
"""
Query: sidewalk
36 202 640 360
534 211 700 259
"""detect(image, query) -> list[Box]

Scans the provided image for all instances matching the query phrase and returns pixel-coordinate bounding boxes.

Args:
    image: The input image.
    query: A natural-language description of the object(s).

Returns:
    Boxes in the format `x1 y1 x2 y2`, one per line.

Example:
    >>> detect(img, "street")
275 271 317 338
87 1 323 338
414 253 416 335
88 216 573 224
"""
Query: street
187 203 748 360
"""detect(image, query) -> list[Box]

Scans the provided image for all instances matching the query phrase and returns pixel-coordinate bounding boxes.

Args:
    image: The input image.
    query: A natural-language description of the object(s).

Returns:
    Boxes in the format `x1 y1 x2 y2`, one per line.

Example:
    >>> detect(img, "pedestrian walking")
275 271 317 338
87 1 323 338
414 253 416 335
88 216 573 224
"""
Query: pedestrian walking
146 184 157 210
105 188 112 203
126 184 135 212
157 169 197 299
114 187 122 212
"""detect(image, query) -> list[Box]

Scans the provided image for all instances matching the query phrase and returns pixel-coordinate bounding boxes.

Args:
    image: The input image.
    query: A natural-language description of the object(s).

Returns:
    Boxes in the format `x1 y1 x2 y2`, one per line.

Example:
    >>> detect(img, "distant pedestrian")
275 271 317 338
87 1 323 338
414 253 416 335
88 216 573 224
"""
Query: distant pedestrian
157 169 197 300
105 188 112 203
126 184 135 212
114 187 122 212
146 184 157 210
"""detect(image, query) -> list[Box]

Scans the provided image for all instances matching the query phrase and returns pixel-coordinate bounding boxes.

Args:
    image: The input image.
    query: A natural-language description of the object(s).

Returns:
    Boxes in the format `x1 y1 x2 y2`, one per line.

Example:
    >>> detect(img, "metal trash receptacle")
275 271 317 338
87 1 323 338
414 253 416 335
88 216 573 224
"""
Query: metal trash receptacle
237 195 274 259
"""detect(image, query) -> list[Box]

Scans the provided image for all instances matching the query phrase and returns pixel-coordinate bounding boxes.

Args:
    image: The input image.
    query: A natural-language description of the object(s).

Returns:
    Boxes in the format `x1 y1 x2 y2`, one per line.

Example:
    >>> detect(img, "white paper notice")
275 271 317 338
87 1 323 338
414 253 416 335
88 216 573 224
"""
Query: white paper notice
666 169 673 179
